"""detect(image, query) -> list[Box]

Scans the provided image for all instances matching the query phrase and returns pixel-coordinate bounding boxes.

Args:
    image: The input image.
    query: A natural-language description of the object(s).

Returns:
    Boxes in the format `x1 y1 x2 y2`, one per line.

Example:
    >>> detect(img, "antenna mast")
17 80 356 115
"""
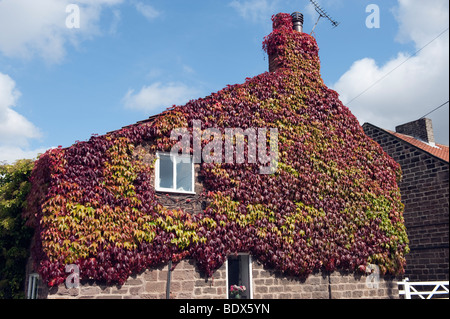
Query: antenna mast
309 0 340 35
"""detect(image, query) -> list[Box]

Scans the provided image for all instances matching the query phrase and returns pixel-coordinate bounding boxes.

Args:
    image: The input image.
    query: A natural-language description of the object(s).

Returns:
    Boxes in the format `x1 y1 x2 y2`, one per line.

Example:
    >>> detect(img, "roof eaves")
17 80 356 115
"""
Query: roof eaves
363 122 449 164
106 114 160 135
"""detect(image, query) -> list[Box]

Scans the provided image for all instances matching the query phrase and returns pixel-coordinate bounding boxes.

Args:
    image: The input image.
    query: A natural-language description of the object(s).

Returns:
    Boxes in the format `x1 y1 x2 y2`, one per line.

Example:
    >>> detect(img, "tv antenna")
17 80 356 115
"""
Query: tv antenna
309 0 340 35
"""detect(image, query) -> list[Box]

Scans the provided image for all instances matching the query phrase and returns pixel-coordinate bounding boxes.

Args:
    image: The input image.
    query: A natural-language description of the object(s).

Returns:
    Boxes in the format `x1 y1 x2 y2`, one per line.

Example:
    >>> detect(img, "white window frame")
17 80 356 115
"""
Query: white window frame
155 152 195 194
27 273 40 299
226 253 253 299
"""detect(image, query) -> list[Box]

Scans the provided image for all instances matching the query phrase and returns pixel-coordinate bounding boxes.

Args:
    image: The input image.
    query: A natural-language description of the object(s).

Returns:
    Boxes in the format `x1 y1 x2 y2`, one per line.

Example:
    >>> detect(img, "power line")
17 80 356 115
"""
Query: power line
419 100 449 119
346 27 449 106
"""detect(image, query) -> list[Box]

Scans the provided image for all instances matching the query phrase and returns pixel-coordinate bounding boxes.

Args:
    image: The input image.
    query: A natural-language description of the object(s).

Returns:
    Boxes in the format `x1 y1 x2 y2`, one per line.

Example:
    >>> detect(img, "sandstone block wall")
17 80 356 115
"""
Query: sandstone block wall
251 259 398 299
38 258 398 299
41 259 226 299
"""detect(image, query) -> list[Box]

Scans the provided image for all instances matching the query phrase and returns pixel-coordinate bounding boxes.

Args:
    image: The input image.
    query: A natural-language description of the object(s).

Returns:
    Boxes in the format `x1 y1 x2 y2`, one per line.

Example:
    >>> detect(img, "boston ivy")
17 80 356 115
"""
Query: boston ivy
25 13 409 286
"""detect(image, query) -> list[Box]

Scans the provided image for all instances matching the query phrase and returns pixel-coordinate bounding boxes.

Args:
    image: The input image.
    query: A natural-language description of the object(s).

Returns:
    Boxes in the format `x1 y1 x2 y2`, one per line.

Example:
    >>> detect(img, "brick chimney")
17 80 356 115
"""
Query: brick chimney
395 118 436 144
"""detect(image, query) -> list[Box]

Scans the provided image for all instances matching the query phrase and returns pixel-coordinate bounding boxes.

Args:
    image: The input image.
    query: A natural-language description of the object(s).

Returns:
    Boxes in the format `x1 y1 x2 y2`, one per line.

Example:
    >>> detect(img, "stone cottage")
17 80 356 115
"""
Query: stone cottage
363 119 449 282
24 12 407 299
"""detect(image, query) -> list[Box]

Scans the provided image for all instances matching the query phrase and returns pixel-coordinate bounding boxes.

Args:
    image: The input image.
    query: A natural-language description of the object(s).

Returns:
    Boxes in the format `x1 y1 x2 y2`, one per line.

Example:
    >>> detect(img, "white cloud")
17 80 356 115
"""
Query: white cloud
0 107 42 146
108 9 122 35
393 0 449 47
182 65 195 74
0 146 51 164
134 2 161 21
123 82 200 113
0 0 124 63
0 73 42 145
332 0 449 144
229 0 280 23
0 72 45 163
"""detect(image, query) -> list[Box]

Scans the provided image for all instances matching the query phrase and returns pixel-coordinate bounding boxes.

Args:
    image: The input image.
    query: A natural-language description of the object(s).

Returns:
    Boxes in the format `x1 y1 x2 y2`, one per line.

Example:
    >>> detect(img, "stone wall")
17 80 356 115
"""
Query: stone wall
251 259 398 299
39 258 398 299
251 260 329 299
41 259 226 299
363 123 449 281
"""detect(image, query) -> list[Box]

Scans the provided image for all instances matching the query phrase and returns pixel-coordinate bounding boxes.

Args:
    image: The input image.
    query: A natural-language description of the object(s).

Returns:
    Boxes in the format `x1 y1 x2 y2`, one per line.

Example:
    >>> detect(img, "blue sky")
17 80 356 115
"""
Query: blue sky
0 0 449 163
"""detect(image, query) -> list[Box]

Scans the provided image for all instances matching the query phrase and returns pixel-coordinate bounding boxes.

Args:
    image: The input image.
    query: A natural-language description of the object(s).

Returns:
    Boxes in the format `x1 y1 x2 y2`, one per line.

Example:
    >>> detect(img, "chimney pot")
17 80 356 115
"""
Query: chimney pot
291 12 304 32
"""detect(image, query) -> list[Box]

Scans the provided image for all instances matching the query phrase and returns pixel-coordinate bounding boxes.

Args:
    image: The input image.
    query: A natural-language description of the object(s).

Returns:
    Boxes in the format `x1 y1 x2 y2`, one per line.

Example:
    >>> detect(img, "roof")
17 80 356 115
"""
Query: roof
107 114 160 135
382 127 449 162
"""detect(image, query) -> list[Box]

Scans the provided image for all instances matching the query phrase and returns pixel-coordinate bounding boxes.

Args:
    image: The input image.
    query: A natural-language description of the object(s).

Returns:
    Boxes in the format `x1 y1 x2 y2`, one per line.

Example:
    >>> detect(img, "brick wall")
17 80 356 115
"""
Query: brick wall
363 123 449 281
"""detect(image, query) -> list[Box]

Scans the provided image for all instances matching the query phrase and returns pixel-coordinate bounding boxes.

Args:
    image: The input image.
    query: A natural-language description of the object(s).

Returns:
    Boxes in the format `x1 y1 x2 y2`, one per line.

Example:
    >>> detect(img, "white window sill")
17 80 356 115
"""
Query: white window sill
155 188 196 195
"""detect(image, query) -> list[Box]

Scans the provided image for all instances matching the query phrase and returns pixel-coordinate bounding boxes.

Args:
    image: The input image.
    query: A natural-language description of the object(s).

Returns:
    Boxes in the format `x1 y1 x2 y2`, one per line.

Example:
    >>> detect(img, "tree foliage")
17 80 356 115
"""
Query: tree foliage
0 159 34 298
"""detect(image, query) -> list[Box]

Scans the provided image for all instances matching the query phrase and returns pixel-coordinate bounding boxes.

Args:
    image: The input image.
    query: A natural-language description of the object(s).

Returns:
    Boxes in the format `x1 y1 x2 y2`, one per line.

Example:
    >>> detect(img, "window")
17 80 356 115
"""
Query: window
227 254 252 299
27 273 39 299
155 152 195 194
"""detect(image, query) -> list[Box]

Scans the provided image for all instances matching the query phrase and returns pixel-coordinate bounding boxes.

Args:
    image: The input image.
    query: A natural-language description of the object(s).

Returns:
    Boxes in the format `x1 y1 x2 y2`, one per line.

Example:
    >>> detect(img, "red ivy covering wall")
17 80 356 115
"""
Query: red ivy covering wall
25 13 409 287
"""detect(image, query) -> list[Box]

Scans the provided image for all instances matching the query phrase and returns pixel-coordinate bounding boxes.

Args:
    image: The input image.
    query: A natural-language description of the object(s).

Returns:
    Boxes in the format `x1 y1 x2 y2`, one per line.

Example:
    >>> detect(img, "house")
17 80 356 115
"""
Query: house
24 12 407 299
363 119 449 282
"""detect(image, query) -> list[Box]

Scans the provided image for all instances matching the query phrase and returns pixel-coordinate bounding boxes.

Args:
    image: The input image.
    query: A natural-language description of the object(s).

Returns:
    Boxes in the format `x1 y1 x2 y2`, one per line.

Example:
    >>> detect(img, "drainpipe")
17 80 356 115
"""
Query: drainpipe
166 260 172 299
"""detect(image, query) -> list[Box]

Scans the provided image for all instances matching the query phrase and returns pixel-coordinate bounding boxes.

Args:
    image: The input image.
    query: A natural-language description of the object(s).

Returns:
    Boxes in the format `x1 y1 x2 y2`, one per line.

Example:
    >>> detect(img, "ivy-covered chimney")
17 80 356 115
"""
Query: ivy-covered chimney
395 118 436 144
267 12 305 72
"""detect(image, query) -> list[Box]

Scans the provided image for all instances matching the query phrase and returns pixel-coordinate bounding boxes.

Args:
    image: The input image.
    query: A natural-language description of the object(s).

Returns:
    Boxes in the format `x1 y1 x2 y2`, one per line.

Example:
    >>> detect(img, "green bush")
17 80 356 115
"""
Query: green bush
0 159 34 299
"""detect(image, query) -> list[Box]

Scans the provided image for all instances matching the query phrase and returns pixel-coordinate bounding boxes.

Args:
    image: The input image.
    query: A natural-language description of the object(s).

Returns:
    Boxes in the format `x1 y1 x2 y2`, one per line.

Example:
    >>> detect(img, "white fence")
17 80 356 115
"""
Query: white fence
398 278 449 299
